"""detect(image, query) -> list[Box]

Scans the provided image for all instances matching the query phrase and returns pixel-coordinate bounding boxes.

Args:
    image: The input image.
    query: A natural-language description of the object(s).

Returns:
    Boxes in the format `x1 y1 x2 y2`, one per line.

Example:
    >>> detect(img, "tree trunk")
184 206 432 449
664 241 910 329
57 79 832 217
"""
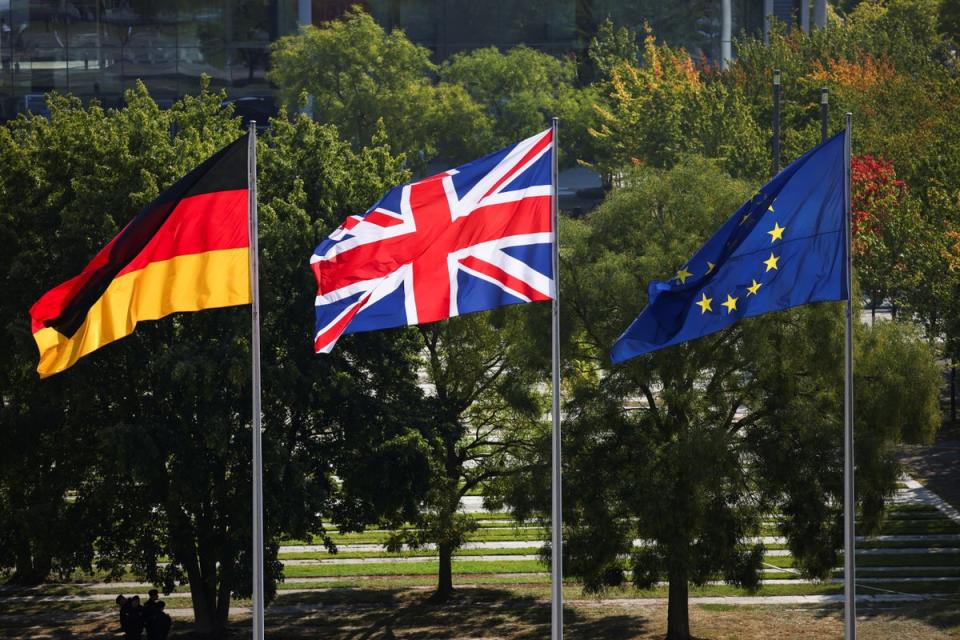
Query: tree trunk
11 541 50 585
666 570 690 640
214 555 233 634
433 541 454 601
185 561 219 636
173 528 227 638
215 573 232 636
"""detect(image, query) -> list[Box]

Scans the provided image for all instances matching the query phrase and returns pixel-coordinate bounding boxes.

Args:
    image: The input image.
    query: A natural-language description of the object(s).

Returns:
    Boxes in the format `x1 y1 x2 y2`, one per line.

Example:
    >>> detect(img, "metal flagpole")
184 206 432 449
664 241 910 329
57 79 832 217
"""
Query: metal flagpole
820 88 829 144
248 122 266 640
842 112 857 640
772 69 781 174
550 116 564 640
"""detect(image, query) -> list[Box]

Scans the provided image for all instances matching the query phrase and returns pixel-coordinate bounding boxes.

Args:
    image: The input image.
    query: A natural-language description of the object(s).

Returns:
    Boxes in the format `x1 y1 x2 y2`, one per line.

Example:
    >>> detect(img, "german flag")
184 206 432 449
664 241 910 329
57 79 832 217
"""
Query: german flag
29 135 252 378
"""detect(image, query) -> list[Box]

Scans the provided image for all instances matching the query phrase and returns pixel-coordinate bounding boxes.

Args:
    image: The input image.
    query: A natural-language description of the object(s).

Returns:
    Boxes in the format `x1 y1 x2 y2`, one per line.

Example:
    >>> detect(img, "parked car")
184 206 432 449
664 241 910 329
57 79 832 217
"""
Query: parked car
221 95 277 131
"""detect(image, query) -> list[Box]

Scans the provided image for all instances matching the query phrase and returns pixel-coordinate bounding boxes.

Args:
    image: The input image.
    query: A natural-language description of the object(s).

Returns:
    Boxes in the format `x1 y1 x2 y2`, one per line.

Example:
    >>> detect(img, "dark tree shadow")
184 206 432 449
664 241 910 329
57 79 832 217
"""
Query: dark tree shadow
264 587 650 639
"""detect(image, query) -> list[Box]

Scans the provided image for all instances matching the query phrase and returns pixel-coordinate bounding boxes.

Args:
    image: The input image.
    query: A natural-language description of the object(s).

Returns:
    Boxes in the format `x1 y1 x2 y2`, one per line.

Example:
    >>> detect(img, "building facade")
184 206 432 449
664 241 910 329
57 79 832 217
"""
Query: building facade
1 1 768 120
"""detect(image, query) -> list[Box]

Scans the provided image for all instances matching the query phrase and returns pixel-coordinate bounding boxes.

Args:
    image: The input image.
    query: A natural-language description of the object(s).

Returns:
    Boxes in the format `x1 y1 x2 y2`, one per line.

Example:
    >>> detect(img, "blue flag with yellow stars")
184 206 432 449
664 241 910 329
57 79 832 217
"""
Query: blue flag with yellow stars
610 131 848 364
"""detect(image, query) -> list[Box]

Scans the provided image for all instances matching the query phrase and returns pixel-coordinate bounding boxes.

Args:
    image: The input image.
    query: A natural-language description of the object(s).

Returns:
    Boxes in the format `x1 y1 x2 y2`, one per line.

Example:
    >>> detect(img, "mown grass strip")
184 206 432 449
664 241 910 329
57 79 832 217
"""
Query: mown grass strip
276 574 553 591
279 547 540 561
858 539 960 549
283 559 546 578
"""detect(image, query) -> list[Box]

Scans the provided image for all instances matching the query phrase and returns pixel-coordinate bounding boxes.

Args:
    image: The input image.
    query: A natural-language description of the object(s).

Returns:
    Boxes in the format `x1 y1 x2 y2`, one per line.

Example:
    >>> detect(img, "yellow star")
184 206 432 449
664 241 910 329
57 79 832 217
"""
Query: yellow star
722 294 738 313
768 204 775 213
763 253 780 272
706 261 716 274
696 293 713 314
739 213 751 226
747 279 762 296
767 222 785 243
676 267 693 284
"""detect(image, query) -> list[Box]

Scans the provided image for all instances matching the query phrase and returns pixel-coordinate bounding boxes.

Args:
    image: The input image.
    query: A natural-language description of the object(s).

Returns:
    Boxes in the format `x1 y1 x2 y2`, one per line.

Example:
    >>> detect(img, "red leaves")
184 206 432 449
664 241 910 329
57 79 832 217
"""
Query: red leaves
851 154 907 250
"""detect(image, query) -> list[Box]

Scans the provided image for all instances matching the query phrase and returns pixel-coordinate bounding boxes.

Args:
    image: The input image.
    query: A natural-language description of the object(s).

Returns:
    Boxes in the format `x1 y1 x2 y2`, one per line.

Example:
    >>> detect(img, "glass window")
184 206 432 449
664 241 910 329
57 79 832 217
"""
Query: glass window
176 45 229 96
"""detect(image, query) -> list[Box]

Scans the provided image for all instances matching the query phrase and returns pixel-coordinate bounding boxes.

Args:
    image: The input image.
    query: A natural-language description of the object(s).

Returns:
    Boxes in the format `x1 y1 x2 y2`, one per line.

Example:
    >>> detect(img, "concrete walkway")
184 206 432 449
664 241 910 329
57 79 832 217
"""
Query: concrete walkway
279 532 960 555
899 420 960 520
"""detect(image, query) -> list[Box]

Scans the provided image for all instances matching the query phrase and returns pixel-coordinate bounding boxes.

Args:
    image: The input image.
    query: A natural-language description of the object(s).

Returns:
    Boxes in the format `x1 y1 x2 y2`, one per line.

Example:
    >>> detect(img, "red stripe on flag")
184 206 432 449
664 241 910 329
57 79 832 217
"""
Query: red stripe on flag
314 294 370 353
481 130 553 200
30 189 248 334
458 255 551 302
118 189 249 276
363 210 405 227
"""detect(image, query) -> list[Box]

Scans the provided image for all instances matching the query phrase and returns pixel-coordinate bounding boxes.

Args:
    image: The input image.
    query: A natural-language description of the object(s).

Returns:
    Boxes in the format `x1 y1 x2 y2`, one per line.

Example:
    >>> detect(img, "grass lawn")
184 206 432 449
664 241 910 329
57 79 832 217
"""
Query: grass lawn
278 546 541 561
282 559 547 578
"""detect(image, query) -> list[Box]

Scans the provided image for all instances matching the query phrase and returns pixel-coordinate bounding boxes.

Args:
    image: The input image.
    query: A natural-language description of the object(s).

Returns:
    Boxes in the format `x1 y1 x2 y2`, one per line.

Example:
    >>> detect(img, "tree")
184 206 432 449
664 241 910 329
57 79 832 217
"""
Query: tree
851 154 918 315
439 45 597 166
0 82 426 636
269 8 596 172
268 7 452 169
496 157 942 640
587 28 766 182
355 311 548 601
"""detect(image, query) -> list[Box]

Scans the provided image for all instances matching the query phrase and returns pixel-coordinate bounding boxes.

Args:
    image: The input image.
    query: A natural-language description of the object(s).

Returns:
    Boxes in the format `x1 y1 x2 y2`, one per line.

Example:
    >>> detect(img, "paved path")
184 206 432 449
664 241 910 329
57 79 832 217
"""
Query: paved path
900 420 960 516
279 531 960 556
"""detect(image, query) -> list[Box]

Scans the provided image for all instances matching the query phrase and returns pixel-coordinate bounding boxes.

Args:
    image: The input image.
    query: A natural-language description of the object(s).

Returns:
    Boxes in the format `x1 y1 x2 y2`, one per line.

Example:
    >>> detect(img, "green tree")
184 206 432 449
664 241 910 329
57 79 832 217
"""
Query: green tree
439 45 597 166
370 312 547 601
587 18 640 79
496 157 941 640
0 83 425 636
588 29 766 182
268 7 459 169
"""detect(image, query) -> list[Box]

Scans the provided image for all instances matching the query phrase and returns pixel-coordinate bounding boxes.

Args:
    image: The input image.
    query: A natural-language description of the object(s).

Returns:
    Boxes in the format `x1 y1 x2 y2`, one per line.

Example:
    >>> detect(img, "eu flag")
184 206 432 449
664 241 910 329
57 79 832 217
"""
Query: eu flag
610 131 848 364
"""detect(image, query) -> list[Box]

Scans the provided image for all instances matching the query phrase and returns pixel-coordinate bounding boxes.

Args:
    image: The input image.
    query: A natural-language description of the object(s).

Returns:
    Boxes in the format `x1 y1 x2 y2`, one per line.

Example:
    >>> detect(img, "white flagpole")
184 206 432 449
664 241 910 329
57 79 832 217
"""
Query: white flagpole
247 121 266 640
550 116 564 640
843 112 857 640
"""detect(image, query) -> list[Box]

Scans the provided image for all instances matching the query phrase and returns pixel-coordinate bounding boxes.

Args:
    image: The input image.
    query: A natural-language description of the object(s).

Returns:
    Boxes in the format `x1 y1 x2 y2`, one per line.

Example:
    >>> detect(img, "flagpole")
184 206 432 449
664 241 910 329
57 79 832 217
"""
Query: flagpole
550 116 564 640
248 121 266 640
842 112 857 640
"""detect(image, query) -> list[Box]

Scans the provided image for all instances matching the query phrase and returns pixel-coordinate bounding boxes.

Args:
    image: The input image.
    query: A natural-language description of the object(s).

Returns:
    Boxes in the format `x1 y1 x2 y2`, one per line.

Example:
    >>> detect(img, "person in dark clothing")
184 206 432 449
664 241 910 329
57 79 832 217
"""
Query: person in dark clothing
123 595 145 640
115 594 128 634
146 601 172 640
142 589 160 629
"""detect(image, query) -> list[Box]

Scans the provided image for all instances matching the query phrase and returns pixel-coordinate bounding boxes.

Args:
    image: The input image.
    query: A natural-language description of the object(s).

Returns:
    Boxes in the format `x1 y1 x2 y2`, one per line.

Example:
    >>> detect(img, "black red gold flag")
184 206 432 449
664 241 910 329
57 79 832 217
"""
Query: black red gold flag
29 135 251 377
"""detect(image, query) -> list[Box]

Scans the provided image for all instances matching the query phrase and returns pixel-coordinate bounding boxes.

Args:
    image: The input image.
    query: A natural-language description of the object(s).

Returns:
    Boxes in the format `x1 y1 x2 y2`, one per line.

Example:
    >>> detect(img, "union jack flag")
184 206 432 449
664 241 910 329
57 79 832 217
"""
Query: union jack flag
311 129 555 353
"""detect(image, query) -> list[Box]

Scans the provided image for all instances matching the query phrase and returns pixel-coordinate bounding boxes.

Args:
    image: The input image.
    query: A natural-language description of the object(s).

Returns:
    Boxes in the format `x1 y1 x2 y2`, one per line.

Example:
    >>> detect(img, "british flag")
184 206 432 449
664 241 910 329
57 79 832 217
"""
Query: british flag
311 129 555 353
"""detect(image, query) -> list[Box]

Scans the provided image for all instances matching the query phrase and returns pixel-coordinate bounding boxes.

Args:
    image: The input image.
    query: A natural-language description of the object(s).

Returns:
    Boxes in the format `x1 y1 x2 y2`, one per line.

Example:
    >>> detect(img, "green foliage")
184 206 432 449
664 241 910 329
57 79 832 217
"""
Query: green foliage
587 28 767 182
587 18 641 78
380 312 548 597
495 158 942 639
269 8 595 170
439 45 595 166
0 82 426 634
268 7 438 165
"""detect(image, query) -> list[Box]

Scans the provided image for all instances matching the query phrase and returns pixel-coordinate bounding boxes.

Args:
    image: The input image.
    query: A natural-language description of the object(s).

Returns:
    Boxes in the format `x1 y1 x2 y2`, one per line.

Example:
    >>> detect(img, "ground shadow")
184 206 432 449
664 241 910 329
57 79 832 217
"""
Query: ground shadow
263 586 649 639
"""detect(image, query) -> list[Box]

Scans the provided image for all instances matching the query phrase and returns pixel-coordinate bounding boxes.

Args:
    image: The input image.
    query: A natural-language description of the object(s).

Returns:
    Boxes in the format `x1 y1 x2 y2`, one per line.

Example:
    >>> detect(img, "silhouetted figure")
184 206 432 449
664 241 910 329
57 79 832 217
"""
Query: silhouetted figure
146 601 172 640
115 594 129 633
142 589 160 629
123 595 145 639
